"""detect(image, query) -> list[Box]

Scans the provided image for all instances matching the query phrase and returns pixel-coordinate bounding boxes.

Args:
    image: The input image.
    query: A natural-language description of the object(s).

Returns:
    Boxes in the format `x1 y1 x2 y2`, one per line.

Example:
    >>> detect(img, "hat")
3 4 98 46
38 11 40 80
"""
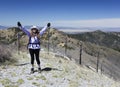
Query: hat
30 26 39 29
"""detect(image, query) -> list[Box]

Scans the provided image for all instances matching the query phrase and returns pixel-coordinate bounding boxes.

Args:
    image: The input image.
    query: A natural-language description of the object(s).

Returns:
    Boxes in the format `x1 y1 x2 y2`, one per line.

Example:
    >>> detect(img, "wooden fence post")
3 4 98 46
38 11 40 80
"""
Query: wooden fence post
17 33 20 54
65 35 68 56
96 45 100 72
79 41 82 65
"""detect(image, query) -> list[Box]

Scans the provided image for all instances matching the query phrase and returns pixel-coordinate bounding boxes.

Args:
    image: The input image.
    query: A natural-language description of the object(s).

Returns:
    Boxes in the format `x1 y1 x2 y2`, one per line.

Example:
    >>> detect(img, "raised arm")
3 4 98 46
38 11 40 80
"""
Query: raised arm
17 22 30 37
40 23 51 36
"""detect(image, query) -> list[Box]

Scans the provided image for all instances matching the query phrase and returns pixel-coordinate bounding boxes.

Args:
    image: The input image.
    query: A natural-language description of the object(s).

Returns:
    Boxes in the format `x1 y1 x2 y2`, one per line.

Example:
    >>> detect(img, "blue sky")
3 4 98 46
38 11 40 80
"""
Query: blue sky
0 0 120 28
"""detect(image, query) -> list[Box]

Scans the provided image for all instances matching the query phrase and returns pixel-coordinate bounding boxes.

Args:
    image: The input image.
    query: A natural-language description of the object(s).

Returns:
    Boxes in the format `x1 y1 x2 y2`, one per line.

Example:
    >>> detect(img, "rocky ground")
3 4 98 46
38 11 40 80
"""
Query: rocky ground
0 50 120 87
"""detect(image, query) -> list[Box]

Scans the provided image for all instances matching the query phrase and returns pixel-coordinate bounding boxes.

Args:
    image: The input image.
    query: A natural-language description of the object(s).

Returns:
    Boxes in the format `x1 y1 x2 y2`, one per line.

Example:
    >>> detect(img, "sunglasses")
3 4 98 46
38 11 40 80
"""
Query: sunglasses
33 32 37 34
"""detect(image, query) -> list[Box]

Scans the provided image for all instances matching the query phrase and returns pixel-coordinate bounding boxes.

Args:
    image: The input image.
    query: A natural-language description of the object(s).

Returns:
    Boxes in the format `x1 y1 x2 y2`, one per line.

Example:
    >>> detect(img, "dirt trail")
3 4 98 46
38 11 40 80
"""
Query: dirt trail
0 50 120 87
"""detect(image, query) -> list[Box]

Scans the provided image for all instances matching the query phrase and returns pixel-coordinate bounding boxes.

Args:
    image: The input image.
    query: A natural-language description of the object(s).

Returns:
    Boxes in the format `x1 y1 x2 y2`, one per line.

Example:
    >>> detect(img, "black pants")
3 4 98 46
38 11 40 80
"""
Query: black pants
29 49 40 65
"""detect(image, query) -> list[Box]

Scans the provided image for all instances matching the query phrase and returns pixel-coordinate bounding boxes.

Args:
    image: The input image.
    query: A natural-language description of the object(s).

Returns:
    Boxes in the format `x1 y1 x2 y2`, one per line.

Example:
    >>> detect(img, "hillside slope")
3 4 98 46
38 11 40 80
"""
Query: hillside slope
1 27 120 81
0 50 120 87
68 30 120 52
67 30 120 81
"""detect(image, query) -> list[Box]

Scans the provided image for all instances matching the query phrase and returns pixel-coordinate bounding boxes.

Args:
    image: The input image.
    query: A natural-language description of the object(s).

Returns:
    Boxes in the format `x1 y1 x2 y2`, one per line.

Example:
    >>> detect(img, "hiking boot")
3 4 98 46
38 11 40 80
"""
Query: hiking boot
30 68 34 74
38 68 41 73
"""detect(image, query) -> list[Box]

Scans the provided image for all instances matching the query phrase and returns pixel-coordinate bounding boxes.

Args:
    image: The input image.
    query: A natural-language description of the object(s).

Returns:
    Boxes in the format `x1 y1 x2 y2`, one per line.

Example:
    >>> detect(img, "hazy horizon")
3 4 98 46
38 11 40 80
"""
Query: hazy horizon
0 25 120 32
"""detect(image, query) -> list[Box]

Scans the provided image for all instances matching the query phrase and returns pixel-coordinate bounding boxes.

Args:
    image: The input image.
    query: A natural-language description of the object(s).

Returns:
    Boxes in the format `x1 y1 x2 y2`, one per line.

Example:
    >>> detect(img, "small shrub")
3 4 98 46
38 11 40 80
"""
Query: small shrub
0 45 16 64
0 45 12 63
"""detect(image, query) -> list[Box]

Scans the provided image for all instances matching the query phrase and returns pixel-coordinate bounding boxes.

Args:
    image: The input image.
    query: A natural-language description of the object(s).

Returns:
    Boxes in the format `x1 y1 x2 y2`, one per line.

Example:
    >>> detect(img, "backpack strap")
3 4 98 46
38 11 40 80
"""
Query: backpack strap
27 36 31 49
27 36 40 49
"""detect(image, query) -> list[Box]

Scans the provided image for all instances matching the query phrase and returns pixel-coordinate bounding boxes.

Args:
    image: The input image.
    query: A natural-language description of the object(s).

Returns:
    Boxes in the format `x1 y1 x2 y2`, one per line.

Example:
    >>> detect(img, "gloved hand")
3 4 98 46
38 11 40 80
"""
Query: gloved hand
17 22 22 27
47 23 51 27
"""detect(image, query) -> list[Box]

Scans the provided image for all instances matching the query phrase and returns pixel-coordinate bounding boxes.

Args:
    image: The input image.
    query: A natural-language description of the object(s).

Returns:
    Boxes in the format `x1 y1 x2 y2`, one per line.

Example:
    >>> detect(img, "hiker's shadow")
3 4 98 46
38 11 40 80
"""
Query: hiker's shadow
41 67 62 72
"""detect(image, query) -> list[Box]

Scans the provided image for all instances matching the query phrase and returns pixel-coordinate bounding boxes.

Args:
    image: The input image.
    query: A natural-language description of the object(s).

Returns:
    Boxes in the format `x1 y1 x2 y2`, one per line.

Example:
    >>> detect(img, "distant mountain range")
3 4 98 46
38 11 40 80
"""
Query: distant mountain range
0 25 8 29
0 25 32 30
0 25 44 30
0 25 120 32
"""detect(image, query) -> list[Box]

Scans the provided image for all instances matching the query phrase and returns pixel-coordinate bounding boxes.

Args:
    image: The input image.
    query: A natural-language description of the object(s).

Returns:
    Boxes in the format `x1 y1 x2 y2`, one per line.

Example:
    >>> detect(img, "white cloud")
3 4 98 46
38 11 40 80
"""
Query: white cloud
52 18 120 28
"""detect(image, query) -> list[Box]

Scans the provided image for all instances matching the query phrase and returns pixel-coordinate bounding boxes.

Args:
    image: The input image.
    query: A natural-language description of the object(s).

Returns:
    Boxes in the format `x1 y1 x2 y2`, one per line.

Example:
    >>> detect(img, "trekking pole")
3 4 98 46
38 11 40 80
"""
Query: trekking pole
17 22 22 54
47 23 51 54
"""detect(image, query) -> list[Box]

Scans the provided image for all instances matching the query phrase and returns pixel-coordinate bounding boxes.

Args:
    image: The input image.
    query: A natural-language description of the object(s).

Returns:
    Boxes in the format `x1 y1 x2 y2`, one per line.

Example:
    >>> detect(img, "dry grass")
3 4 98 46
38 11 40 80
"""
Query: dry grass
0 50 120 87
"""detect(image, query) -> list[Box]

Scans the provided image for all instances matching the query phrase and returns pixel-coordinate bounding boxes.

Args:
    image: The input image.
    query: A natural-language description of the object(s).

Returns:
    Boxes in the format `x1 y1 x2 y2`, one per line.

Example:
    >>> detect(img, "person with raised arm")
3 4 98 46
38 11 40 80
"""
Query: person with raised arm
17 22 51 73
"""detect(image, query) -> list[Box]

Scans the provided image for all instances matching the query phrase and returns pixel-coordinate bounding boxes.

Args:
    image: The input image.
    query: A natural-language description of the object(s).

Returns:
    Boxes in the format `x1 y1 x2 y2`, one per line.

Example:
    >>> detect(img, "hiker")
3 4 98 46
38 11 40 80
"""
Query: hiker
17 22 51 73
